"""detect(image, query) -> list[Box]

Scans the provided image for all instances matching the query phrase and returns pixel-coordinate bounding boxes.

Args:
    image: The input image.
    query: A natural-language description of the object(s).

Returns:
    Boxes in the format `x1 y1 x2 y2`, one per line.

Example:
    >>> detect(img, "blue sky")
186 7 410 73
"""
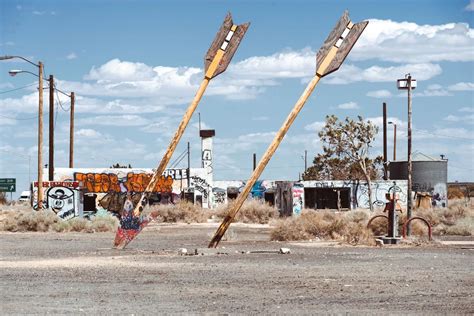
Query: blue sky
1 0 473 196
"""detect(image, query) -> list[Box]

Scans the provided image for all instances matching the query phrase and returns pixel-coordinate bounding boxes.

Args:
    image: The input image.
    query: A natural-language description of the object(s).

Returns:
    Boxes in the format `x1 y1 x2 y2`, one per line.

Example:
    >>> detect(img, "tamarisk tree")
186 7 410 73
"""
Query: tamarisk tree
304 115 382 211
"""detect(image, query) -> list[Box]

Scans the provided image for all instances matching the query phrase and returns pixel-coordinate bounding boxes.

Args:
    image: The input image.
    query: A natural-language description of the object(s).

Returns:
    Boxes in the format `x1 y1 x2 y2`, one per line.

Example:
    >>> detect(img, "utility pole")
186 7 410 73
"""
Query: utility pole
393 123 397 161
304 149 307 171
37 62 44 208
187 141 191 188
383 102 387 180
48 75 54 181
253 153 256 171
69 92 75 168
407 75 413 236
397 74 416 236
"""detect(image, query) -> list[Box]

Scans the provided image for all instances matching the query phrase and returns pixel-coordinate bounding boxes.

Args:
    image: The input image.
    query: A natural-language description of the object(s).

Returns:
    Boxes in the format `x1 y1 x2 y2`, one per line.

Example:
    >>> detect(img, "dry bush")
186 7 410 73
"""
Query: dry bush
448 187 465 199
1 210 59 232
90 216 119 232
146 201 209 224
0 193 7 205
445 217 474 236
270 209 374 245
216 199 279 224
366 213 389 236
0 206 118 233
411 202 474 236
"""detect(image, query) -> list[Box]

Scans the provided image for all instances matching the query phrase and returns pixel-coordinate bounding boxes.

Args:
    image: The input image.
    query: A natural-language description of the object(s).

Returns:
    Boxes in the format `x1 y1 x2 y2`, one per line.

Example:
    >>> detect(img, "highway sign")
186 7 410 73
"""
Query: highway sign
0 178 16 192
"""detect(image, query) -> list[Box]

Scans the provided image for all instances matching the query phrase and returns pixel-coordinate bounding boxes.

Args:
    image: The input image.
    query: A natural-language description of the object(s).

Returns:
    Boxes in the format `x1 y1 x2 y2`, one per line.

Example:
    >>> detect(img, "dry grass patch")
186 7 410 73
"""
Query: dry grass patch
146 201 209 224
215 199 279 224
0 206 118 233
270 209 374 246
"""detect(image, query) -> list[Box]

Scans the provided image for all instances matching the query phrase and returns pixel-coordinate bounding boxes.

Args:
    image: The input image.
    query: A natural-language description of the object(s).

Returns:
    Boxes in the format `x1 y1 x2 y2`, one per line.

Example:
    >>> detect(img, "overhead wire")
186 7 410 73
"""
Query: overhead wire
0 82 37 94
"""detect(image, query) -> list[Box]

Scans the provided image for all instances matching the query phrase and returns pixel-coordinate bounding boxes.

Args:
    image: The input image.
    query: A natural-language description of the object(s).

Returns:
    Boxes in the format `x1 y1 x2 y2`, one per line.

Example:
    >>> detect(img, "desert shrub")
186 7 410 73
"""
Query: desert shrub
215 199 279 224
147 201 209 224
344 222 375 246
445 217 474 236
448 187 466 199
270 209 374 245
67 218 91 232
270 216 312 241
0 193 7 205
90 216 118 232
366 213 389 236
0 206 118 233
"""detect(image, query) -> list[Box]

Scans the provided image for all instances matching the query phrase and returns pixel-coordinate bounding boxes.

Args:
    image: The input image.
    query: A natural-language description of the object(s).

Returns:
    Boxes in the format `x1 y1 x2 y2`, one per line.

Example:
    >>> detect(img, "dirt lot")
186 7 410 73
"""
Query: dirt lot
1 223 473 314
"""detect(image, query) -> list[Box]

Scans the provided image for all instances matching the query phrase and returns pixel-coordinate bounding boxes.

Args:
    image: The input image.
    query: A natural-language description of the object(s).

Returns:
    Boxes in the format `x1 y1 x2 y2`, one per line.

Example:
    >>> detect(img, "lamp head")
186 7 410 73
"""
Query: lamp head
8 69 23 76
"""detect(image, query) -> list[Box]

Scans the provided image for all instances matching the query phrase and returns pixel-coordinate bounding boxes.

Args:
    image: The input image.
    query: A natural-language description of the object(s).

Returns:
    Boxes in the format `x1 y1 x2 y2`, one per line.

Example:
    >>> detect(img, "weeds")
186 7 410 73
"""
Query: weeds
146 201 209 224
215 199 279 224
270 210 374 245
0 207 118 233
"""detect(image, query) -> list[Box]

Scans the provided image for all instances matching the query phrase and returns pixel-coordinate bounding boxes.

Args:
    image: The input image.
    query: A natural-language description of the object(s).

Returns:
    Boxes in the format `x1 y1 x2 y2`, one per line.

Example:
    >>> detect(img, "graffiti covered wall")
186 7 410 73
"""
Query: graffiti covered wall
33 181 83 220
301 180 408 210
52 167 207 216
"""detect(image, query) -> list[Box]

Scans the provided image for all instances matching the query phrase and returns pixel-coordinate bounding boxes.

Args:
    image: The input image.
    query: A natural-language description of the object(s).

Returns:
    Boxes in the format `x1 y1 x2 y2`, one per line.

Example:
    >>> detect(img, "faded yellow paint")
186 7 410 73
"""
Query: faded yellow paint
205 49 225 79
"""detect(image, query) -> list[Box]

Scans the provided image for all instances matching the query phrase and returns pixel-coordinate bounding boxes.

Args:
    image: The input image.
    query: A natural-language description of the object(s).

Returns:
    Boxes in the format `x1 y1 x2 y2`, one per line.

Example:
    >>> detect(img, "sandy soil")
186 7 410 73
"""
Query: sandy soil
1 223 473 314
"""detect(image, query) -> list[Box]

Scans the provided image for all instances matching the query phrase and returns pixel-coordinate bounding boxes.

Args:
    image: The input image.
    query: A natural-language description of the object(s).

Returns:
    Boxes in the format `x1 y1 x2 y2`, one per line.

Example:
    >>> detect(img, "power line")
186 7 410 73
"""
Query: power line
0 83 37 94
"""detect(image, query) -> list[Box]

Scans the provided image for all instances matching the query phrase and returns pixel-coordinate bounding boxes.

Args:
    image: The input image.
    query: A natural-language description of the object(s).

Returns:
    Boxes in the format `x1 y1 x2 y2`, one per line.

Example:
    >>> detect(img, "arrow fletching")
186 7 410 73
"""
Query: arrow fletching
204 12 250 79
316 11 368 77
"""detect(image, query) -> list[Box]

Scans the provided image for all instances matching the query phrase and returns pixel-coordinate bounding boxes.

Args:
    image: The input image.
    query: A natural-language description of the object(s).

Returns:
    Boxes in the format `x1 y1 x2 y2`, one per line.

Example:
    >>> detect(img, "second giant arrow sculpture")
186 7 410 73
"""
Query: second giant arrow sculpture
208 11 368 248
114 13 249 249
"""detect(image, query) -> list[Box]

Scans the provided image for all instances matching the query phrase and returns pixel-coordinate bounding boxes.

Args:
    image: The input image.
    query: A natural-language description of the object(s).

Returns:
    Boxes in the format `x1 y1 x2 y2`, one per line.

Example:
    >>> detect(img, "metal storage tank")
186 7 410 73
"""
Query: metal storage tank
389 151 448 207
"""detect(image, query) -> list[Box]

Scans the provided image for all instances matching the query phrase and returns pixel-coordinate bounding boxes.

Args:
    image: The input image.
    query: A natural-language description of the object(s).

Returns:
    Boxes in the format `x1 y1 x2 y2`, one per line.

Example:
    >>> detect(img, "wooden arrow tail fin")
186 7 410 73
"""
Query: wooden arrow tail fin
315 11 368 77
204 12 250 79
321 21 368 77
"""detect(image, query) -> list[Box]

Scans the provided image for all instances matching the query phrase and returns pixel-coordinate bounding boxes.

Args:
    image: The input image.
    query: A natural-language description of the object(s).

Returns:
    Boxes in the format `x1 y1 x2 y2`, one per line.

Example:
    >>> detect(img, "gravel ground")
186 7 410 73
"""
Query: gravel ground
1 223 473 315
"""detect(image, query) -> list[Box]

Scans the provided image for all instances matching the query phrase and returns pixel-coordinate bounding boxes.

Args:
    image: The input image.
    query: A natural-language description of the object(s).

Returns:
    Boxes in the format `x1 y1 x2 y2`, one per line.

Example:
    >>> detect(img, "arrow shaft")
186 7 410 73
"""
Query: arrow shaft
132 78 210 216
115 37 228 249
208 74 321 248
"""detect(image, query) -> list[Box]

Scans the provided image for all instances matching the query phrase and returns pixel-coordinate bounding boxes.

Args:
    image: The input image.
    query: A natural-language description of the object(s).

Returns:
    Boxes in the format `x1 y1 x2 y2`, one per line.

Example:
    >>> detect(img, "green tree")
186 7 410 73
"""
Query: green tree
303 115 382 211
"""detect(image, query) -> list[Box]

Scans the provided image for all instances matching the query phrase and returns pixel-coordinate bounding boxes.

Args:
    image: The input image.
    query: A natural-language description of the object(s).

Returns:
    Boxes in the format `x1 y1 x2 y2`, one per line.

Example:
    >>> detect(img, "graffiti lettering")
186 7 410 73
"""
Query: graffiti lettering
191 176 210 199
74 172 173 193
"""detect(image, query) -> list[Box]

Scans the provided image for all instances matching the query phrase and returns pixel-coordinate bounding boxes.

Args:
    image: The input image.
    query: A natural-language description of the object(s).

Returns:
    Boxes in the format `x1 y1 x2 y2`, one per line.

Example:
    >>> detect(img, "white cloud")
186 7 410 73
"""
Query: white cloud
336 101 359 110
251 116 269 121
76 115 150 126
459 107 474 112
32 10 45 15
325 63 442 84
367 89 392 98
0 116 17 126
304 121 325 132
76 129 103 138
351 19 474 63
443 114 474 123
229 48 314 79
412 84 452 97
448 82 474 91
66 52 77 60
466 0 474 11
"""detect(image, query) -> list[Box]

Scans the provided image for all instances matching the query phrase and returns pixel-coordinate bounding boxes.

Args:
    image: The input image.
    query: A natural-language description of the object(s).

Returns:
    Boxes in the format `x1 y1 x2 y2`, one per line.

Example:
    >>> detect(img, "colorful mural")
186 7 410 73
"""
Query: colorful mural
32 181 82 219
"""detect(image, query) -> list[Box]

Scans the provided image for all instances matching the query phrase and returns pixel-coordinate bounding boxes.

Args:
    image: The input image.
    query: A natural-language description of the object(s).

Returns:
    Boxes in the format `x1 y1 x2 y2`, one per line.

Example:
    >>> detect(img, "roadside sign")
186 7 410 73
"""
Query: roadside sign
0 178 16 192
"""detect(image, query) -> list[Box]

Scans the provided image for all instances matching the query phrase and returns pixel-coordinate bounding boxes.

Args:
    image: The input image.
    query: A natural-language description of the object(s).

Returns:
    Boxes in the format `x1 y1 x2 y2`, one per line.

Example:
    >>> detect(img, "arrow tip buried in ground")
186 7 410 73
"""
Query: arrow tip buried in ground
316 10 368 77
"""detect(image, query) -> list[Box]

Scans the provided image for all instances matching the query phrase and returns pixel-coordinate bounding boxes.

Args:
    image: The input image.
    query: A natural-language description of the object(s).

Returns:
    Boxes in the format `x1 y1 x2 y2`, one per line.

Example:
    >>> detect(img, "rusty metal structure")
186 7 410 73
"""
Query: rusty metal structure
113 13 250 249
208 11 369 248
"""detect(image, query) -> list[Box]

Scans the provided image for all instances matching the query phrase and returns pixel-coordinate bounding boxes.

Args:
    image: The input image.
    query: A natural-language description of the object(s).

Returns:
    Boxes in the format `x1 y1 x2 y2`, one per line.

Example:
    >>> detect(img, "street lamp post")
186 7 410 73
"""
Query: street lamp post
397 74 416 236
388 121 397 161
0 55 44 209
8 69 75 174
